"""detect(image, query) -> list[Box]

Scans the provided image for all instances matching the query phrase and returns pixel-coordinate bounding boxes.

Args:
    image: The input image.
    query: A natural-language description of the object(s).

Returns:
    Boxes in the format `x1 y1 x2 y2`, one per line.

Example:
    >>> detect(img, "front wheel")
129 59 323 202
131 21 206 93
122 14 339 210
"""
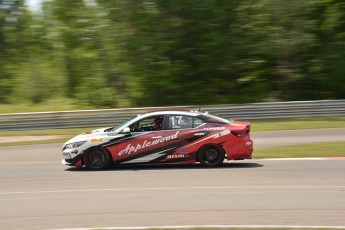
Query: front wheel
83 148 112 170
198 145 224 168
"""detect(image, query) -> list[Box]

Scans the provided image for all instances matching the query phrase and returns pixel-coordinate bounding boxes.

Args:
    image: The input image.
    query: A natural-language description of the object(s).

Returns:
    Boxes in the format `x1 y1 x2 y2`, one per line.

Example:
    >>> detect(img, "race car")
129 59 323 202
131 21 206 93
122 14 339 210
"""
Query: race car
62 110 253 170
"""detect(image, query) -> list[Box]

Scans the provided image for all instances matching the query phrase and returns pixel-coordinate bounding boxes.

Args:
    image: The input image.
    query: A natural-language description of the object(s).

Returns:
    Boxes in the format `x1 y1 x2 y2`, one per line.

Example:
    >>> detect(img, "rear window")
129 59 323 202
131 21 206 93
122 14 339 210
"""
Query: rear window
198 113 232 124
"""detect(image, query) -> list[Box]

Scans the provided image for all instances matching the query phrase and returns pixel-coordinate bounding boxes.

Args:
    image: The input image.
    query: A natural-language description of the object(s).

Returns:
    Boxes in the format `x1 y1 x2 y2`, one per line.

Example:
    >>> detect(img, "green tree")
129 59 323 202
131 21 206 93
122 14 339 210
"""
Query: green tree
1 0 344 110
0 0 29 103
45 0 132 107
315 0 345 99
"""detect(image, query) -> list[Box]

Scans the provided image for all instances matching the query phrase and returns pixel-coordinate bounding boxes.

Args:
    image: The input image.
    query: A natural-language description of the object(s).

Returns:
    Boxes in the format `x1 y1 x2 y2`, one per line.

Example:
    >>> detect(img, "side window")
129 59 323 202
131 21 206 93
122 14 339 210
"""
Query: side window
129 116 164 132
193 117 204 128
168 115 193 129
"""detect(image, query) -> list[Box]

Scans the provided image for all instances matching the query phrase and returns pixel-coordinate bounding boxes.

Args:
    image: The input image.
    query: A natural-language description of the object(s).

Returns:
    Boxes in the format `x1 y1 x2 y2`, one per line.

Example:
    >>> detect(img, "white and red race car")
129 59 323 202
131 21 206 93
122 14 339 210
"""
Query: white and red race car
62 110 253 170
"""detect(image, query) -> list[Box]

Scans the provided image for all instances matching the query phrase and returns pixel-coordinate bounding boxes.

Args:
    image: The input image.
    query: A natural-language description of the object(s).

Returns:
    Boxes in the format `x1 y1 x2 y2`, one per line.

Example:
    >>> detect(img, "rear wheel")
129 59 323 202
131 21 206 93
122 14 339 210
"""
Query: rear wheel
83 148 112 170
198 145 224 168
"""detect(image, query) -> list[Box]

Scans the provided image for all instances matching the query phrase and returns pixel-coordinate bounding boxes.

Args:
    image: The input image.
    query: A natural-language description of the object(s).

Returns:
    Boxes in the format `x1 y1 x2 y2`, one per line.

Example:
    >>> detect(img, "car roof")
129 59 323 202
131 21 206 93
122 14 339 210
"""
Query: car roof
139 110 203 118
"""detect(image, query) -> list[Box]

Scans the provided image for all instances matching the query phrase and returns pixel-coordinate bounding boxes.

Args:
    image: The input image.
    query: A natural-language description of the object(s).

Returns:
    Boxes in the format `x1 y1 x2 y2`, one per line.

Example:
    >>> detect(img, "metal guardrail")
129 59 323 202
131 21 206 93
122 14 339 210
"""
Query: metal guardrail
0 100 344 130
202 100 345 120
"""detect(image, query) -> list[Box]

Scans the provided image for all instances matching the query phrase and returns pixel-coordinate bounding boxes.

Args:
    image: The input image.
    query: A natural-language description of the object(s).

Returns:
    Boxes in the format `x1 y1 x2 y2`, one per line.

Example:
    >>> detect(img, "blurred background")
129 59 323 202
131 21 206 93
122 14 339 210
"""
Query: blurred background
1 0 344 113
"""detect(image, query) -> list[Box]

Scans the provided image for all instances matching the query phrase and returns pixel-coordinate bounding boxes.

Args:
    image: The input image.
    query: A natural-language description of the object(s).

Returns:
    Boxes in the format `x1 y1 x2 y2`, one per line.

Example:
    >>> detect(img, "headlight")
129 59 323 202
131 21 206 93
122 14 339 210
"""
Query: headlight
63 141 87 150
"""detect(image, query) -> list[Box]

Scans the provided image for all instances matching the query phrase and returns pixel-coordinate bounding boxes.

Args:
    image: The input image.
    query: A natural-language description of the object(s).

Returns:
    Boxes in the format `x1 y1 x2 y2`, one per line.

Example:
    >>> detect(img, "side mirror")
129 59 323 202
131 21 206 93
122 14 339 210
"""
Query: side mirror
120 127 130 134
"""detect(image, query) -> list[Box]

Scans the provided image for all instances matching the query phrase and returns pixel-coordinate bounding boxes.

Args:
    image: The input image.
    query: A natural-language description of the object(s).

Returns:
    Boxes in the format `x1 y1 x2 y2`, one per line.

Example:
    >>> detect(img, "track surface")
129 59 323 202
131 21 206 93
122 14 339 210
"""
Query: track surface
0 128 345 230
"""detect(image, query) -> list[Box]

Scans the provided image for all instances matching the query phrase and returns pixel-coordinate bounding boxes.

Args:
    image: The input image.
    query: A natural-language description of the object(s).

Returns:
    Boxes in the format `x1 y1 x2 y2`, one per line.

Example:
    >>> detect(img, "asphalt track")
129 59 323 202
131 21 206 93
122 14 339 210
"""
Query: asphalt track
0 128 345 230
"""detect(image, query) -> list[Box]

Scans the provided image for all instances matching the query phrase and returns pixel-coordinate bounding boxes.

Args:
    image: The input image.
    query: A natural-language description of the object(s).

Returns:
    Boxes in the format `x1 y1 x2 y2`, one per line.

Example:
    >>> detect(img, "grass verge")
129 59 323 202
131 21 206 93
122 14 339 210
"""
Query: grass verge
0 138 69 147
249 116 345 132
1 127 96 136
254 141 345 159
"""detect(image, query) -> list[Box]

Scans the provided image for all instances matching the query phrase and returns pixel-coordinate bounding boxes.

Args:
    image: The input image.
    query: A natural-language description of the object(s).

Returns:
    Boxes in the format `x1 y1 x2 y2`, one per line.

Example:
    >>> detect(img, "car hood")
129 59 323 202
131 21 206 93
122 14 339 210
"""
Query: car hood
63 127 121 145
83 127 111 134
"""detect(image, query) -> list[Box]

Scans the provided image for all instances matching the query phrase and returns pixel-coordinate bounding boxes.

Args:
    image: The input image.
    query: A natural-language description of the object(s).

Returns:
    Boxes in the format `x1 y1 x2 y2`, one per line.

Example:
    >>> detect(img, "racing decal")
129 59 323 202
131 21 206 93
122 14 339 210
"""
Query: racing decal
246 141 253 147
215 130 231 138
162 151 197 164
90 138 103 142
124 147 176 164
102 132 151 147
194 132 206 136
116 139 184 164
115 133 205 164
183 129 230 148
115 131 208 163
167 154 188 159
203 127 225 131
179 148 189 153
118 131 179 156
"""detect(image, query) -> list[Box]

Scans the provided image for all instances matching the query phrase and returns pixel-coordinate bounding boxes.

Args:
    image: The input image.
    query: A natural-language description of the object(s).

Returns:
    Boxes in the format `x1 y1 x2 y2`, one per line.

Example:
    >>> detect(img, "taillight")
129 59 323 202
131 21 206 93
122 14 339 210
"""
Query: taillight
232 125 250 138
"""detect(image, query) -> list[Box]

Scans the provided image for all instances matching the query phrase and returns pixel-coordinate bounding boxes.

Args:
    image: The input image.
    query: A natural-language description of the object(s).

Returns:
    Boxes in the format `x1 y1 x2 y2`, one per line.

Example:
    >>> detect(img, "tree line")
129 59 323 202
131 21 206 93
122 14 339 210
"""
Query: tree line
1 0 344 108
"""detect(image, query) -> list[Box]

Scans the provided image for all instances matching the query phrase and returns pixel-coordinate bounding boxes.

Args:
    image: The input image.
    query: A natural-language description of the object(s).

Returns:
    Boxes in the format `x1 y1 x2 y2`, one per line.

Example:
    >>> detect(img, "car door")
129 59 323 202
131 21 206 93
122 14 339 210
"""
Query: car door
111 115 182 164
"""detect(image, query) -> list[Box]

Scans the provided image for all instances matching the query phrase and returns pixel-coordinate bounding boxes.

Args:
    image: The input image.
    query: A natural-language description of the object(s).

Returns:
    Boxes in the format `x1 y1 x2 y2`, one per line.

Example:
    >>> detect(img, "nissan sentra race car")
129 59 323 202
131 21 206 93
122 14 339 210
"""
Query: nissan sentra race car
62 110 253 170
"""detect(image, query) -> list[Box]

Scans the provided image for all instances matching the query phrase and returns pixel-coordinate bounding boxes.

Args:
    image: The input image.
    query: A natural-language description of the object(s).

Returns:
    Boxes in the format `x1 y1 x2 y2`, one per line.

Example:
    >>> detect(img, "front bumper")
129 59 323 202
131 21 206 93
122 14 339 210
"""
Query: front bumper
61 153 82 166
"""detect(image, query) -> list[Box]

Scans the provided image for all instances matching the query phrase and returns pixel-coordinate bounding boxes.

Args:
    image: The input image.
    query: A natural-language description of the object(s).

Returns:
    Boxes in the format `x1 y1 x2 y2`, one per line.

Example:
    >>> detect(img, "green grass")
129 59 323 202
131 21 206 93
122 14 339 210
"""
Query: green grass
0 138 70 147
254 141 345 158
249 116 345 132
0 127 100 147
1 127 99 136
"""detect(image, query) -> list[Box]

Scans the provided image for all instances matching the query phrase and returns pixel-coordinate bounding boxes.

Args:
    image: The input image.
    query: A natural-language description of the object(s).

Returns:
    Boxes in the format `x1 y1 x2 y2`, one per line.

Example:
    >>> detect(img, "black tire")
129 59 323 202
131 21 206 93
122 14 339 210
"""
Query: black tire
83 148 112 170
198 145 224 168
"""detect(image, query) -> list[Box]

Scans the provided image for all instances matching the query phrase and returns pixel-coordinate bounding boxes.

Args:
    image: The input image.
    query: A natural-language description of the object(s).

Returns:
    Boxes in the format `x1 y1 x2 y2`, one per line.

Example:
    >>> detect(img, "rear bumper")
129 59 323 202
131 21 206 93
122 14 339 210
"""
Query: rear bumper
244 149 253 159
224 138 253 160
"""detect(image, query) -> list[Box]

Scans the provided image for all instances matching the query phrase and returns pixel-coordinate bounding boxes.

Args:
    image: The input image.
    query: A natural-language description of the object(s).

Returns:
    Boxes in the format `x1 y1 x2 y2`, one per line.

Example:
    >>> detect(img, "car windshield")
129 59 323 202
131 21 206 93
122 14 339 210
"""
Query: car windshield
110 116 138 132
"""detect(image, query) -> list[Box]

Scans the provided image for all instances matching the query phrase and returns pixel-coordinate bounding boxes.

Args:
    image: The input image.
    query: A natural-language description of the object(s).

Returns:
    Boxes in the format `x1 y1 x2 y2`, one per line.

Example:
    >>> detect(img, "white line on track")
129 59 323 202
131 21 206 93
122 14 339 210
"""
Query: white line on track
259 157 345 161
1 185 345 195
259 157 325 161
50 224 345 230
